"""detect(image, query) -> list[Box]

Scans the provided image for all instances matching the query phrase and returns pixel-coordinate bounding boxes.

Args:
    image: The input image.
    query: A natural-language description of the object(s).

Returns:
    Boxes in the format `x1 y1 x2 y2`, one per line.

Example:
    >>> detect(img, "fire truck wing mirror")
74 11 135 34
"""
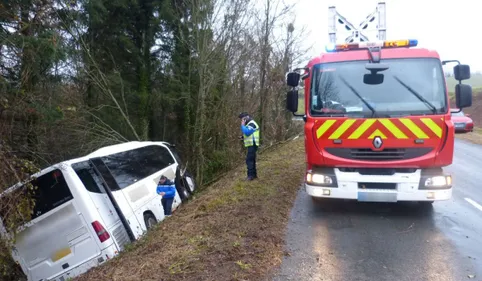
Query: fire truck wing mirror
453 64 471 81
286 89 299 112
286 72 301 87
455 84 472 109
363 73 384 85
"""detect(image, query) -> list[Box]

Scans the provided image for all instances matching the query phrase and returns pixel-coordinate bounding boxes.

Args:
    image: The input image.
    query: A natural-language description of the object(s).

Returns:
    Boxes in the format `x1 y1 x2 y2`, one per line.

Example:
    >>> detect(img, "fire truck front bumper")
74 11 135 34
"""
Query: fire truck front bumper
305 168 452 202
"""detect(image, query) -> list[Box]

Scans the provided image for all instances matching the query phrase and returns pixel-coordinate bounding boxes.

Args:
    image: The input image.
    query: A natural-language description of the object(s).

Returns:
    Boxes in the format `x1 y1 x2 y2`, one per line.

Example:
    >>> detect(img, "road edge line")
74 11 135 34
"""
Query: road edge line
464 197 482 212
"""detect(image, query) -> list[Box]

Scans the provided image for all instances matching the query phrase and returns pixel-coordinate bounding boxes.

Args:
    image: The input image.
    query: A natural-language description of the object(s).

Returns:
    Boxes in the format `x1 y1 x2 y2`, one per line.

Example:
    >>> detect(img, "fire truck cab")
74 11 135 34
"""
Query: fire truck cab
285 39 473 203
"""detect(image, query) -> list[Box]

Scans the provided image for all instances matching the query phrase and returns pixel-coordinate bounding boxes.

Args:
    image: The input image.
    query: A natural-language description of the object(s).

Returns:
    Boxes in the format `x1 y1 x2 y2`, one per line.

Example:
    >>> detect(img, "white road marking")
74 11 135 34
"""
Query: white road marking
465 198 482 212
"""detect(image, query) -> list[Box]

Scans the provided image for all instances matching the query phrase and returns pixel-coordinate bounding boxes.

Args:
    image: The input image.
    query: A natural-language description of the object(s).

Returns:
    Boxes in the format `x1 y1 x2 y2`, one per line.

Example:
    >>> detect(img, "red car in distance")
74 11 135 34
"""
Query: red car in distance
451 108 474 133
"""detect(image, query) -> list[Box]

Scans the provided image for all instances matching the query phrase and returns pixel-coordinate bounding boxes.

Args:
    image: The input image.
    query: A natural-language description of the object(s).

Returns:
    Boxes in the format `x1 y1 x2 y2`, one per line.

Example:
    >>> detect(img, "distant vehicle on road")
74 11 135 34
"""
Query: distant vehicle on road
0 141 196 281
451 108 474 133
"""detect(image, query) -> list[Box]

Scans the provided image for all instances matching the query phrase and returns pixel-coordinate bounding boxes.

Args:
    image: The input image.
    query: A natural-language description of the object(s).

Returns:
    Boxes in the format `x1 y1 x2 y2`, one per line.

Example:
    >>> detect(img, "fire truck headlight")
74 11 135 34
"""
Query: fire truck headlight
421 175 452 189
306 170 337 187
312 174 333 185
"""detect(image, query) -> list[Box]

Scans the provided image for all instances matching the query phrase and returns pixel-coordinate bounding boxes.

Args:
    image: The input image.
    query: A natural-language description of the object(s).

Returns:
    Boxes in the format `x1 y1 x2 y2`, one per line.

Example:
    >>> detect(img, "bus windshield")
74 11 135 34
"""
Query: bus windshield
309 58 447 117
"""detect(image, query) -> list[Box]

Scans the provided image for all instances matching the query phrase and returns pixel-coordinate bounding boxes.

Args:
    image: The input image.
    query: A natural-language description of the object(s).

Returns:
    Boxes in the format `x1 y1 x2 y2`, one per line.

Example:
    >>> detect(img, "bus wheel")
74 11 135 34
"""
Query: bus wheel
184 172 196 194
144 213 157 230
176 166 190 202
176 179 190 202
179 186 190 202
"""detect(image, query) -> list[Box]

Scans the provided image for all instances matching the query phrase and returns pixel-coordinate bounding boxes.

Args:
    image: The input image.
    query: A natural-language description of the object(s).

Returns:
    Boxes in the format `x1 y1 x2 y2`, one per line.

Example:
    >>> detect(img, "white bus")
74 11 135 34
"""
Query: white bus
0 141 196 281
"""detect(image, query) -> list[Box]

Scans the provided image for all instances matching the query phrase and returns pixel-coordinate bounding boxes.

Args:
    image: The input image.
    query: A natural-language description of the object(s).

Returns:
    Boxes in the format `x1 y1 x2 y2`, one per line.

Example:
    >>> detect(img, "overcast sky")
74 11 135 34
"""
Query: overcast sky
289 0 480 71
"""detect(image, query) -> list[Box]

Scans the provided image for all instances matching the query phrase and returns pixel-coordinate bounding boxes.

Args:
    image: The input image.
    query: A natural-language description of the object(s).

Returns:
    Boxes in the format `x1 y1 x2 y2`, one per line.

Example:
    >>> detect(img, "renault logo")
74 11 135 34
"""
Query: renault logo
373 136 383 149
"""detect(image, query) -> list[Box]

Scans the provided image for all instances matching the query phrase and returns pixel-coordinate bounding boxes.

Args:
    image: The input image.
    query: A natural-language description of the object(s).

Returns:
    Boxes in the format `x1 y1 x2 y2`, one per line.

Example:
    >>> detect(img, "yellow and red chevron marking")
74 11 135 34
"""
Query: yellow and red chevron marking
314 117 445 140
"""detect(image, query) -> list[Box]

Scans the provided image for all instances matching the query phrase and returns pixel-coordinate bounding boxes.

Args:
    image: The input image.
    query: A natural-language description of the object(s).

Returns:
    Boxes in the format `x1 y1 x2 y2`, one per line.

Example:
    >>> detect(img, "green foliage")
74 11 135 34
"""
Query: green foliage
203 149 238 183
1 0 306 280
0 240 25 281
32 103 65 123
0 143 39 281
1 0 306 177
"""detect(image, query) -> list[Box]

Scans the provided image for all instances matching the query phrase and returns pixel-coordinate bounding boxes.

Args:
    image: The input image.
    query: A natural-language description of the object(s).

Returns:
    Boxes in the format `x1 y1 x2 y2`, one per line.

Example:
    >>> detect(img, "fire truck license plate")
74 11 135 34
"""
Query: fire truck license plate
357 192 397 202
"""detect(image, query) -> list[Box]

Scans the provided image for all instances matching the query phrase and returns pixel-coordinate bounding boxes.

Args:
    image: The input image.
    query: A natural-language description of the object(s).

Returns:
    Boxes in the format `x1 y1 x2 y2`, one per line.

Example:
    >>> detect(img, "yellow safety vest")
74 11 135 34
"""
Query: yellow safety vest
243 120 260 147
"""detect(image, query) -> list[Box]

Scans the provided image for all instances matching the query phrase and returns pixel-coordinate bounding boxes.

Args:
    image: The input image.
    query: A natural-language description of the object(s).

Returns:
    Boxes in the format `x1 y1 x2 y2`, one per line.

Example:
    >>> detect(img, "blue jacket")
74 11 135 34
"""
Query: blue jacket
156 179 176 199
241 121 257 136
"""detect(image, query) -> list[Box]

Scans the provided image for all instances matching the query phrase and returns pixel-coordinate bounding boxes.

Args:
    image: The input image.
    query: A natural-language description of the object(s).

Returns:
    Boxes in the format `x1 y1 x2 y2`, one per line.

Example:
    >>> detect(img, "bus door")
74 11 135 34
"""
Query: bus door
72 161 133 251
89 158 142 240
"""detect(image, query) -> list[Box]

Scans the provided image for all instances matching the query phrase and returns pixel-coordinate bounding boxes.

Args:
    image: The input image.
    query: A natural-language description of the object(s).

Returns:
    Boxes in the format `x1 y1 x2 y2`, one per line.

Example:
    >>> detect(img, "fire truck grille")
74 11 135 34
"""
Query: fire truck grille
325 147 433 161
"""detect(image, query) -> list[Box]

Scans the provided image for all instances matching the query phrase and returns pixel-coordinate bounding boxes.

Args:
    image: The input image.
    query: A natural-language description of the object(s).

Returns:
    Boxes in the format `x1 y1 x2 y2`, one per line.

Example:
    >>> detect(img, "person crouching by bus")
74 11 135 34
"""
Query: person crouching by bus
157 176 176 217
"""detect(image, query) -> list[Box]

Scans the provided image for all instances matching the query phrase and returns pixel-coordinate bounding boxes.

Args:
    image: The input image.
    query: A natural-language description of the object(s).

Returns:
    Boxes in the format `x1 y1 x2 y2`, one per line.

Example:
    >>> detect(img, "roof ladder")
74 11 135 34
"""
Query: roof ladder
328 2 386 45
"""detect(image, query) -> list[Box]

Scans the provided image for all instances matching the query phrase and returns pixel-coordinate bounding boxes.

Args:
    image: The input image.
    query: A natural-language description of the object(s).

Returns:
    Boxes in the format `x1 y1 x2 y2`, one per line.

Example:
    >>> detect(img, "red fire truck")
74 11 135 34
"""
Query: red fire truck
285 38 473 203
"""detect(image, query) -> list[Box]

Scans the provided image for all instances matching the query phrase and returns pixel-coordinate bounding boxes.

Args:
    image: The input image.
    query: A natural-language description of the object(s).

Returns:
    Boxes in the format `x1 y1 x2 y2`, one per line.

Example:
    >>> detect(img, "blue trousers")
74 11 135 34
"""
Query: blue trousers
162 197 174 215
246 145 258 178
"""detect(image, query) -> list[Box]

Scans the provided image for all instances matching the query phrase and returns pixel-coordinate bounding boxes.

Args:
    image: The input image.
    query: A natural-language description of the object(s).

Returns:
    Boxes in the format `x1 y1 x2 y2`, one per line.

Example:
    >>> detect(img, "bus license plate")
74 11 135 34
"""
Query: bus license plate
358 192 397 202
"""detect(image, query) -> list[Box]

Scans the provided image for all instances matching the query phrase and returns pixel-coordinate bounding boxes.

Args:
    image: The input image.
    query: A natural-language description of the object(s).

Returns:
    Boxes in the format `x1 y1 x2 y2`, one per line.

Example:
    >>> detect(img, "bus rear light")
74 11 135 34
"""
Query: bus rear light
91 221 110 243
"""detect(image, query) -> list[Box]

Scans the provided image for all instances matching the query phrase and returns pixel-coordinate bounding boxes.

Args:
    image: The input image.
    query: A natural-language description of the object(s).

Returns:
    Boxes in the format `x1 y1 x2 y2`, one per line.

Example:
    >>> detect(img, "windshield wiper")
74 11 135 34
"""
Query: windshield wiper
393 76 437 114
339 76 377 117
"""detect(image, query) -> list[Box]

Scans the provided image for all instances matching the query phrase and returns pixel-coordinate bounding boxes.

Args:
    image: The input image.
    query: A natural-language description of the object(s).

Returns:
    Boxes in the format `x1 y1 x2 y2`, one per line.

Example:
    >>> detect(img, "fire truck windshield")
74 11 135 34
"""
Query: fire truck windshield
310 58 447 117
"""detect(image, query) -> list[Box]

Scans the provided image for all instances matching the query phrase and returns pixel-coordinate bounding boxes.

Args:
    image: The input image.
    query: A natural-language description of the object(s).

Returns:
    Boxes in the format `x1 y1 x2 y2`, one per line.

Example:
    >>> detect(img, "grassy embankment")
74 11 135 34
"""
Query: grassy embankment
74 137 305 281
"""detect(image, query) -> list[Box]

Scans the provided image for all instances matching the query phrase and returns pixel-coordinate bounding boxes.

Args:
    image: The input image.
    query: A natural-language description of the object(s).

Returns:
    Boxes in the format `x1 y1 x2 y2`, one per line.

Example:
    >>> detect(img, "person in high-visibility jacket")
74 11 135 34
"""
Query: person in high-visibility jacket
238 112 260 181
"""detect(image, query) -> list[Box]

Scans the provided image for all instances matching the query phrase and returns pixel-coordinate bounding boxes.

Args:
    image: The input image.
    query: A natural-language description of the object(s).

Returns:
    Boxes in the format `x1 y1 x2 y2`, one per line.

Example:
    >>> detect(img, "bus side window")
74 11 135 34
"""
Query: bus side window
142 145 174 174
75 168 103 194
101 151 142 189
73 161 106 194
96 145 177 190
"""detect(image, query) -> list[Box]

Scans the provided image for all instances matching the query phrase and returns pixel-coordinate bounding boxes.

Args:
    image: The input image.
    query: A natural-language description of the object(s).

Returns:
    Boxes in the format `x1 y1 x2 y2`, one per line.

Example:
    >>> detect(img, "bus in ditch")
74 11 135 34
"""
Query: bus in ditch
0 141 196 281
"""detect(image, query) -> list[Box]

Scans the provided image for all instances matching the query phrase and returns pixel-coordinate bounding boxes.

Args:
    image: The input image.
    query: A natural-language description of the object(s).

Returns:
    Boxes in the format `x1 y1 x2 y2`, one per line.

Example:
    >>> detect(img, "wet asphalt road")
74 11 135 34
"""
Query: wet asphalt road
271 139 482 281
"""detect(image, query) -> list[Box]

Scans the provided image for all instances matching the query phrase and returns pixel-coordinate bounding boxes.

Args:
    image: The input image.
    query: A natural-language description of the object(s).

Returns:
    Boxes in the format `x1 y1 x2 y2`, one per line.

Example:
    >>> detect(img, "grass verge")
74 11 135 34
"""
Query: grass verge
455 127 482 145
74 137 305 281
